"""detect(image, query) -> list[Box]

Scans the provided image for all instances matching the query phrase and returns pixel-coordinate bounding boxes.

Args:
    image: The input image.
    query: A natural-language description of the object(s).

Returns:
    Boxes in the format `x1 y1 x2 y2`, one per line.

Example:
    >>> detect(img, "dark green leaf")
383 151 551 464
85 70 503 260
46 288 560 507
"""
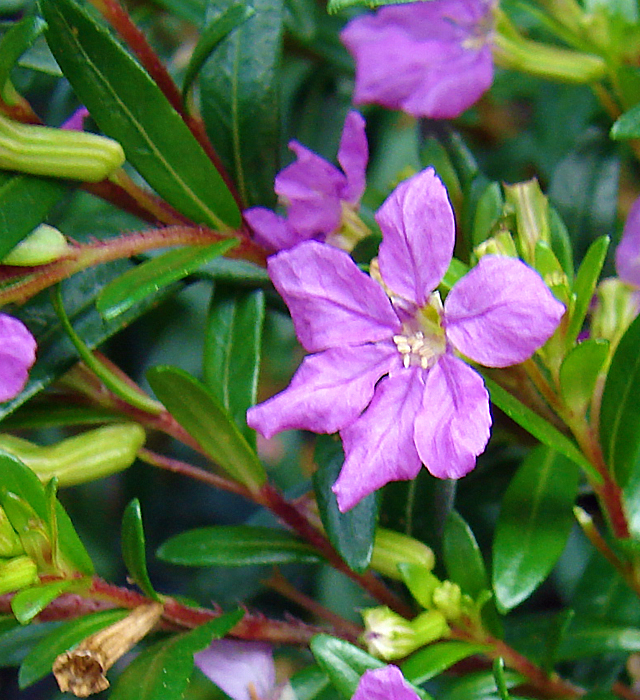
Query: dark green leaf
121 499 160 601
109 610 243 700
0 173 68 260
327 0 421 13
443 511 488 598
97 241 237 320
157 525 320 566
40 0 241 229
19 609 128 688
492 446 579 612
0 14 47 96
401 641 491 684
555 619 640 660
203 287 265 443
483 375 597 479
0 619 63 668
471 182 504 247
11 579 77 625
200 0 283 206
559 339 609 416
313 436 377 573
151 0 206 24
600 312 640 487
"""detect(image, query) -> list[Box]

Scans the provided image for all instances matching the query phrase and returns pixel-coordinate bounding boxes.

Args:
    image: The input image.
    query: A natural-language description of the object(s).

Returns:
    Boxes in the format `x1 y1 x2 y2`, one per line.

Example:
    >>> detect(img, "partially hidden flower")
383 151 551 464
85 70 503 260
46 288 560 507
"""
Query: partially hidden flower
244 110 368 253
616 195 640 290
61 106 90 131
247 168 564 511
0 314 36 403
352 666 420 700
341 0 495 119
194 639 293 700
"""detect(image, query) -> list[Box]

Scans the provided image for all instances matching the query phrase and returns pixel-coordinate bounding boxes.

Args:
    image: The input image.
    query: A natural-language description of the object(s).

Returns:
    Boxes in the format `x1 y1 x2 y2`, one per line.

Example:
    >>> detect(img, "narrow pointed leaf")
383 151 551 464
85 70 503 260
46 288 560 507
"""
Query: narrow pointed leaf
0 15 48 97
11 579 77 625
401 641 491 684
121 499 160 601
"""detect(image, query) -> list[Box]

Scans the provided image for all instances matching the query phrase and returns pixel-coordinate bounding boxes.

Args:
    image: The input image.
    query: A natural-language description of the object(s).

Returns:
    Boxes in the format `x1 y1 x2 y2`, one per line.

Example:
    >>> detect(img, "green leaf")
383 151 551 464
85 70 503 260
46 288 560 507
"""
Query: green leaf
19 609 129 688
151 0 206 24
157 525 320 566
0 173 68 260
471 182 504 247
11 579 77 625
200 0 283 206
611 100 640 140
559 339 609 415
401 641 491 684
203 287 265 443
483 375 597 479
327 0 421 13
600 312 640 487
555 619 640 660
121 499 160 601
313 436 377 574
0 14 47 99
290 665 331 700
146 365 267 490
492 446 579 612
0 619 64 668
109 610 243 700
40 0 241 229
0 452 93 575
566 235 610 348
443 511 488 598
97 242 237 321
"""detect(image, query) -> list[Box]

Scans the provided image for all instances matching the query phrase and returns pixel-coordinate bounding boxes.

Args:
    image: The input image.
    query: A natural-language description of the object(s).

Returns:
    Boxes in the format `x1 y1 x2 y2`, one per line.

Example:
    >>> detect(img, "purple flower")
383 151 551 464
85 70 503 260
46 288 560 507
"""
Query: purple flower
61 107 90 131
244 111 368 253
353 666 420 700
616 196 640 288
0 314 36 403
247 168 564 511
341 0 495 119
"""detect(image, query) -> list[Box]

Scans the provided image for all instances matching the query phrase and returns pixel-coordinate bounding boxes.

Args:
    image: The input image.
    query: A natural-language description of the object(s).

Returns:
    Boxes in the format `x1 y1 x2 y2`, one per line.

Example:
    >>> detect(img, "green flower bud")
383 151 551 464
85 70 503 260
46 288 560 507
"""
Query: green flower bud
0 423 146 487
362 606 418 660
2 224 71 266
592 278 639 350
370 528 435 580
411 609 451 645
0 112 125 183
0 507 24 558
0 555 38 596
432 580 463 621
474 230 518 260
503 179 550 265
398 563 442 609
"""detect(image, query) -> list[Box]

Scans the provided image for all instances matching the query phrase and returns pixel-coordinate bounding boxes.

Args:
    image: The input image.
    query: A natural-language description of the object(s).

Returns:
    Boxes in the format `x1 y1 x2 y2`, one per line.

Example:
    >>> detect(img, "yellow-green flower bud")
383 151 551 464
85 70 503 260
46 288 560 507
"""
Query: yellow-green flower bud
0 423 146 487
0 508 24 558
0 112 125 183
0 555 38 596
2 224 71 266
411 609 450 645
503 179 550 265
370 528 435 580
592 278 639 350
432 580 463 621
362 606 418 660
474 230 518 260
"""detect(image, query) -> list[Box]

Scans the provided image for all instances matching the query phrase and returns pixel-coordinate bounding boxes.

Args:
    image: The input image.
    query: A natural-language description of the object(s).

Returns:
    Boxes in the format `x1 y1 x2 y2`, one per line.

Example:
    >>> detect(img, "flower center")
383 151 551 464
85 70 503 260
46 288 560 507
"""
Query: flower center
393 293 447 369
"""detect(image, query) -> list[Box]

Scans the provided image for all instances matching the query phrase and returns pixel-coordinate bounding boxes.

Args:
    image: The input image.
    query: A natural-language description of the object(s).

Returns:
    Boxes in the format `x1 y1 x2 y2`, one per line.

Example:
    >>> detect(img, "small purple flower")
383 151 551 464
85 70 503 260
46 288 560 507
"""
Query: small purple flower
61 107 90 131
247 168 564 511
0 314 36 403
341 0 495 119
353 666 420 700
616 196 640 288
244 111 368 253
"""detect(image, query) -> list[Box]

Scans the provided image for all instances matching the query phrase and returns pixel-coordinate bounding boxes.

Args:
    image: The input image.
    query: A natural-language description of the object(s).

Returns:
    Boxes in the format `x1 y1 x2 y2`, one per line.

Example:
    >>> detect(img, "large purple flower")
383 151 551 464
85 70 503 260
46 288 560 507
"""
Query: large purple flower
353 666 420 700
247 168 564 511
341 0 495 119
0 314 36 403
244 111 368 253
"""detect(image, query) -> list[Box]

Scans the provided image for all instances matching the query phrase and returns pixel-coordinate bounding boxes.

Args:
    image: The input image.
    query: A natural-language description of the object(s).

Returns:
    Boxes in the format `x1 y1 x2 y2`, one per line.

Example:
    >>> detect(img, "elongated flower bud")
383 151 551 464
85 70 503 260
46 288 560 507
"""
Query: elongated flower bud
0 423 146 487
0 555 38 596
370 528 435 580
0 112 125 182
2 224 71 266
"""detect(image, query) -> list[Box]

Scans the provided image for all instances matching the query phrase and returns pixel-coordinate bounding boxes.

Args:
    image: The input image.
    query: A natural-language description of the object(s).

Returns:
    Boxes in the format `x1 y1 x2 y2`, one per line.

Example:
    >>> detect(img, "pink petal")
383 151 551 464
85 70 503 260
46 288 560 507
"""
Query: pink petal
244 207 311 253
444 255 565 367
337 110 368 204
0 314 37 403
246 343 396 438
377 168 455 306
617 195 640 287
61 106 90 131
353 666 420 700
194 640 275 700
414 354 491 479
268 241 400 353
333 369 423 512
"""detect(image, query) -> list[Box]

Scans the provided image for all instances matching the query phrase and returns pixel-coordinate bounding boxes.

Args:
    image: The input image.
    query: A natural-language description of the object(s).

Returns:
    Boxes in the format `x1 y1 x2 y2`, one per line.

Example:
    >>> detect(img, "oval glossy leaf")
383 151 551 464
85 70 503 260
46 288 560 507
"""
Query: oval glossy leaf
109 610 243 700
121 499 160 601
97 241 237 321
200 0 283 206
492 446 579 612
19 609 128 688
559 339 609 416
40 0 241 230
157 525 319 566
11 579 77 625
443 511 488 598
203 287 265 444
601 312 640 487
401 641 491 685
312 435 377 574
146 365 267 490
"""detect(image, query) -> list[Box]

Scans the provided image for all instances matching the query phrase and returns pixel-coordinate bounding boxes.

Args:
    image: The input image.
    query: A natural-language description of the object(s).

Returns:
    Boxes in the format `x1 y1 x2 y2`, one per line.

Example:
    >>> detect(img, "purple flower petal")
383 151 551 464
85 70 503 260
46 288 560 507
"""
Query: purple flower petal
414 354 491 479
352 666 420 700
334 369 423 511
341 0 494 119
337 111 368 204
377 168 455 306
244 207 314 253
61 106 90 131
247 342 396 438
268 241 400 353
444 255 565 367
0 314 37 403
194 640 275 700
617 196 640 287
